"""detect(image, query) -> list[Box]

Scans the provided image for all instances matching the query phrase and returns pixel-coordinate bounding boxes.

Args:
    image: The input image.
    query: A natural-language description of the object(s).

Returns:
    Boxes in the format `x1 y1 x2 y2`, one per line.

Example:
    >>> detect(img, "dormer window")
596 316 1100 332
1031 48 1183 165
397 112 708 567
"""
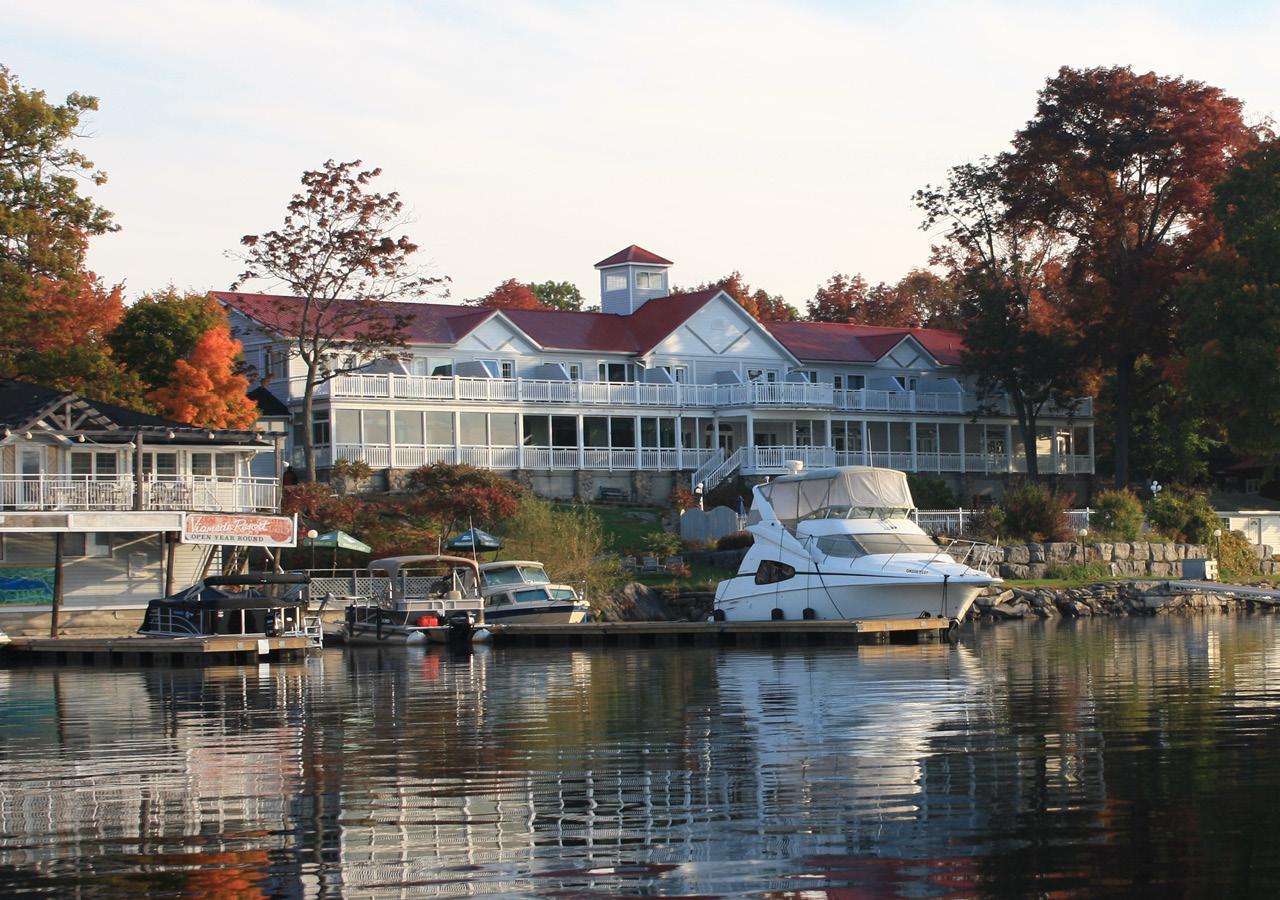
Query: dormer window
636 271 664 290
605 274 628 292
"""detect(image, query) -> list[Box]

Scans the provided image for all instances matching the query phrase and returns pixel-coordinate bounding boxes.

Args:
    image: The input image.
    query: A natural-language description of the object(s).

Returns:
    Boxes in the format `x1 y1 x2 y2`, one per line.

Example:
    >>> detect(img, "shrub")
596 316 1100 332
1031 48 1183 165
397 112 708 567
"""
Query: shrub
907 474 957 509
1217 529 1260 583
670 484 697 512
1090 489 1143 541
644 531 683 558
704 478 752 512
401 463 524 533
965 506 1005 541
716 530 755 551
1144 490 1222 544
1000 482 1072 543
495 496 624 610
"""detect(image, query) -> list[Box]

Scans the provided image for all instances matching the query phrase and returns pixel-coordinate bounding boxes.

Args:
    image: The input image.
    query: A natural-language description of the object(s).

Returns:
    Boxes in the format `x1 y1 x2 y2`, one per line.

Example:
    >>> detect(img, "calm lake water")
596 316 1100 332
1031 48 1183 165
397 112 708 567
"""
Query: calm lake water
4 617 1280 896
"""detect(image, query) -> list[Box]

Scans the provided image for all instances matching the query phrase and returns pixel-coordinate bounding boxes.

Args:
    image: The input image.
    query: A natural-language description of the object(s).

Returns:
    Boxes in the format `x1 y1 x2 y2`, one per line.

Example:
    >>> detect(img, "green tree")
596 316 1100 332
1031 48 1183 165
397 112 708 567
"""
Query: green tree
109 287 225 391
1 64 116 341
528 280 585 311
1184 141 1280 459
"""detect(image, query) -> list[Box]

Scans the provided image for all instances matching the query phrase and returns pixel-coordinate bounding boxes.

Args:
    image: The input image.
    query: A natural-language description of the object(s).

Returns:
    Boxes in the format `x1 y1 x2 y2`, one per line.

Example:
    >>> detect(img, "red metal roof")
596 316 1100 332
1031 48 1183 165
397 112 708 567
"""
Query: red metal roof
593 245 674 268
216 289 721 354
764 321 965 366
217 289 963 365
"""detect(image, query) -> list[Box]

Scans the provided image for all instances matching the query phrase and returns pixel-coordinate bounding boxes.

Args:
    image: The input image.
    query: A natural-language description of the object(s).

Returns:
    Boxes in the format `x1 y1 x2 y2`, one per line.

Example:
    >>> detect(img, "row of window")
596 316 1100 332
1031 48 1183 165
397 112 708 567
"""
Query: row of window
65 451 239 478
604 272 666 292
308 411 692 449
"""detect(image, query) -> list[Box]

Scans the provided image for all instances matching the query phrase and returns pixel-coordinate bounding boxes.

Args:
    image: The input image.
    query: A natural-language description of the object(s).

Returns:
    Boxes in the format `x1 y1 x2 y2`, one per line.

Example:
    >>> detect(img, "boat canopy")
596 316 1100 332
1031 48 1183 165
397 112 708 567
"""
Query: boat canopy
754 466 915 529
368 555 481 580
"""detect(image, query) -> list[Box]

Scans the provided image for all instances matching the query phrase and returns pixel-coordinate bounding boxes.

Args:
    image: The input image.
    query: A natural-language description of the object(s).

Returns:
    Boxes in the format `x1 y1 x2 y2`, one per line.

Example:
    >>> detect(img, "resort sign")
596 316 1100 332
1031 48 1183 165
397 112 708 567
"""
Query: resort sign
180 513 297 547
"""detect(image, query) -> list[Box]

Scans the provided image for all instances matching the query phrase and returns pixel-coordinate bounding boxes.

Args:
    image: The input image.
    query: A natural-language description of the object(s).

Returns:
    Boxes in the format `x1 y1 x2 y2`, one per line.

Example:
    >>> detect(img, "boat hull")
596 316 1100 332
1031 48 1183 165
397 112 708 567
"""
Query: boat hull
484 602 590 625
715 573 988 623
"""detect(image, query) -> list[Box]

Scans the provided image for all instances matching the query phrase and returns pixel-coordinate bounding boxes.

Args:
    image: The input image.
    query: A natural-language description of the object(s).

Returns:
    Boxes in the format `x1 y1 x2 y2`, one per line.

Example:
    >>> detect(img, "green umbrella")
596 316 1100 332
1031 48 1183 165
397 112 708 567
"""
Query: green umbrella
302 529 373 568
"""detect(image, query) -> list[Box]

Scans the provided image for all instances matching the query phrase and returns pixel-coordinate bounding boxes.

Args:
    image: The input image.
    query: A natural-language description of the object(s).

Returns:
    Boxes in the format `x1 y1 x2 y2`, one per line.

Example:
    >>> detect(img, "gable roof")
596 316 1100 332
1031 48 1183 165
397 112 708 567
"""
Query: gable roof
0 378 267 444
594 245 673 268
763 321 965 366
218 289 728 356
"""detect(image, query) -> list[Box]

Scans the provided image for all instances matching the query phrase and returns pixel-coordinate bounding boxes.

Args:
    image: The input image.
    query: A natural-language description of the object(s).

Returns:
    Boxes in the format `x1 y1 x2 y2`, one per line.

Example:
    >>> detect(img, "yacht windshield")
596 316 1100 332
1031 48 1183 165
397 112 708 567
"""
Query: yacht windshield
483 565 548 586
815 533 941 559
799 506 913 521
518 564 549 582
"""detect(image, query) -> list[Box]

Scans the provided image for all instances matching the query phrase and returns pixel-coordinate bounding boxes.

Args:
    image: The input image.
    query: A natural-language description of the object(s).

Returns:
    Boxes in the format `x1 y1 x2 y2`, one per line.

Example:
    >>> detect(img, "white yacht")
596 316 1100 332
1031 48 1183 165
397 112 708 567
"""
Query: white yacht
479 560 591 625
713 466 997 624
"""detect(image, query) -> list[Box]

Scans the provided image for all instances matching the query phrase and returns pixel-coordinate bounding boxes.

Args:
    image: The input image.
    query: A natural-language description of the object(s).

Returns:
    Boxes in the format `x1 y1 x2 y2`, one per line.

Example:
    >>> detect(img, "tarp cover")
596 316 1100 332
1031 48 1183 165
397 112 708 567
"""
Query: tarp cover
755 466 915 527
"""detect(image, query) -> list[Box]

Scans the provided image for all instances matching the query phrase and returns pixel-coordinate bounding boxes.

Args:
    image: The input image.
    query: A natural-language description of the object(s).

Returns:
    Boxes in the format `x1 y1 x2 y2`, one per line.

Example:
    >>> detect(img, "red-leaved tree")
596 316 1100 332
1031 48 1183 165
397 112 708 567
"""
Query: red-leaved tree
468 278 548 310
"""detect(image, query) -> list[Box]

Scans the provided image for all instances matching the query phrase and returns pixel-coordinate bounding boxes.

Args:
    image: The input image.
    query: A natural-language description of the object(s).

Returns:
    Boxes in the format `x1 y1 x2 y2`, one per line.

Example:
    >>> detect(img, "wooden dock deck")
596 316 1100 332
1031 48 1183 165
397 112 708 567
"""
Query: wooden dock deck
2 634 315 667
486 618 954 648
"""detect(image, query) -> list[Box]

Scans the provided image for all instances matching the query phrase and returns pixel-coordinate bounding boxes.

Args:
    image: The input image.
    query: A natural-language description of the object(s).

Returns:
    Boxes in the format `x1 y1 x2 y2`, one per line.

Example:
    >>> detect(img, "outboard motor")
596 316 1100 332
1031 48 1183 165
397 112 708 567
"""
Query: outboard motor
445 610 473 646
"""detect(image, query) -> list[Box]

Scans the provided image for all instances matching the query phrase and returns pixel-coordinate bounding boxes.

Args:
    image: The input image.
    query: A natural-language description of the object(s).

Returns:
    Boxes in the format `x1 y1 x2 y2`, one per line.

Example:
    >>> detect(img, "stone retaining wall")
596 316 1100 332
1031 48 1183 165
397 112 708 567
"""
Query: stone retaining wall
994 541 1213 579
973 580 1276 621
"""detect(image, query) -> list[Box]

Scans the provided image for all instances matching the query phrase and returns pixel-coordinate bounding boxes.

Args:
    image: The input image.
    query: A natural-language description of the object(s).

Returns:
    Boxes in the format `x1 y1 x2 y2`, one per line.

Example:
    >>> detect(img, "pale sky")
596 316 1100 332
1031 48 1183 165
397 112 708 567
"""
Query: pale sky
5 0 1279 308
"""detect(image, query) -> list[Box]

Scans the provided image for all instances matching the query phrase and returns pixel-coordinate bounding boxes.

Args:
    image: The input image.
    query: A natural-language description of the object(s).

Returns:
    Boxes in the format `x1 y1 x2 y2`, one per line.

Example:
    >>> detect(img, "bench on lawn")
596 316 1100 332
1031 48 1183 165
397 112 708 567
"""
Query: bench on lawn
597 487 629 503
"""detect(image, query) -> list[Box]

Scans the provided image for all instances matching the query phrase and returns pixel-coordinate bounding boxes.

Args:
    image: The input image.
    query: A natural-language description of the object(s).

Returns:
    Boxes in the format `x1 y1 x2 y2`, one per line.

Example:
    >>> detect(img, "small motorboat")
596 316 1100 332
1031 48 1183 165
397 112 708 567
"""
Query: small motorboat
137 573 322 648
343 555 487 645
479 560 591 624
714 465 998 625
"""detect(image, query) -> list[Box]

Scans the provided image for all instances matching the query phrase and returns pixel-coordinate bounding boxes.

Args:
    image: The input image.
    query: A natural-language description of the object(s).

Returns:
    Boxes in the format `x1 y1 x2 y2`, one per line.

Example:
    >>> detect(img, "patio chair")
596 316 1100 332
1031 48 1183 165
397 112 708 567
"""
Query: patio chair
663 555 685 573
620 556 637 573
640 555 660 573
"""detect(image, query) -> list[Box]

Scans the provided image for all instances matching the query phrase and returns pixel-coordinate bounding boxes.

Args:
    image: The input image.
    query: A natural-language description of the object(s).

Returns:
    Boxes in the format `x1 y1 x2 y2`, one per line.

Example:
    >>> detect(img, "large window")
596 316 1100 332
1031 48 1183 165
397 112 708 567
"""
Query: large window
425 412 454 445
334 409 361 444
610 417 635 449
311 410 330 446
142 453 178 476
364 410 390 445
584 416 608 447
490 414 518 446
605 274 627 291
395 410 424 445
523 416 551 447
70 451 118 477
598 362 634 383
191 452 236 477
636 271 664 290
640 417 677 449
479 360 515 379
551 416 577 448
459 413 488 445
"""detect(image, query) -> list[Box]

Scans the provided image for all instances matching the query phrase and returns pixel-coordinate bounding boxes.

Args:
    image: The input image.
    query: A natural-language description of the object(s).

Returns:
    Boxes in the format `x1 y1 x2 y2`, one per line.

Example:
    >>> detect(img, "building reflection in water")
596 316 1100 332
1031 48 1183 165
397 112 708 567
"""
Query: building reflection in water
3 617 1280 895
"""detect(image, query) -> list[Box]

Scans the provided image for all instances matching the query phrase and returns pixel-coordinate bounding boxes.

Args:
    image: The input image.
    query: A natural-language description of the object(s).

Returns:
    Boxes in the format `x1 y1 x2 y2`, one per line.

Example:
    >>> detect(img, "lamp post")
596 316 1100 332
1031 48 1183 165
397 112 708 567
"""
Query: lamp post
1078 527 1089 564
695 481 705 511
1213 528 1222 559
307 528 319 570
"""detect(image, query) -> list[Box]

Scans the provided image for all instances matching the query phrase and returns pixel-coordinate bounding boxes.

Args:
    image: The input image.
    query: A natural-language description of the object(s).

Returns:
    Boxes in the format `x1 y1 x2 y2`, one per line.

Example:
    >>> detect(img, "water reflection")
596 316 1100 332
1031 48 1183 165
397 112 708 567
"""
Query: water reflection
2 617 1280 895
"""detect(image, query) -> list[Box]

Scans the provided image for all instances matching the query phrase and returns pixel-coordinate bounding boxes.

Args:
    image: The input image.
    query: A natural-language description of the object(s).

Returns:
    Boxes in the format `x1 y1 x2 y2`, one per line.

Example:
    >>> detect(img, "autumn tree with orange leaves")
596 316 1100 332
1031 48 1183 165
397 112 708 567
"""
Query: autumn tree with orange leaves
148 324 259 429
679 272 799 322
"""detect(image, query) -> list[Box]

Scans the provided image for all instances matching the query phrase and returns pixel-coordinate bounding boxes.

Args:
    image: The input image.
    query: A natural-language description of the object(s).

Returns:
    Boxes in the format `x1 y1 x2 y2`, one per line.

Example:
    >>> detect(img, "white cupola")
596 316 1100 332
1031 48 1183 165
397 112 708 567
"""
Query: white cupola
594 244 673 315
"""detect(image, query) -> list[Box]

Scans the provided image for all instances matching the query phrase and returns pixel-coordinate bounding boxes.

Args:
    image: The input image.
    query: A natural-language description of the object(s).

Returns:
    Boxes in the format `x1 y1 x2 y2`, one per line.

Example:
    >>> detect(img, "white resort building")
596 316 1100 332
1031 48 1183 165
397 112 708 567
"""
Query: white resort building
219 245 1095 504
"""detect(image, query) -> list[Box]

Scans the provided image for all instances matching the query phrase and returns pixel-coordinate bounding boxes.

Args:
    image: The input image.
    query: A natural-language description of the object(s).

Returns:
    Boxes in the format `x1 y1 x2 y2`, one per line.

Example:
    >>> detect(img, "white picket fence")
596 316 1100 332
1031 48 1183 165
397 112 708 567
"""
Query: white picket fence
911 508 1093 537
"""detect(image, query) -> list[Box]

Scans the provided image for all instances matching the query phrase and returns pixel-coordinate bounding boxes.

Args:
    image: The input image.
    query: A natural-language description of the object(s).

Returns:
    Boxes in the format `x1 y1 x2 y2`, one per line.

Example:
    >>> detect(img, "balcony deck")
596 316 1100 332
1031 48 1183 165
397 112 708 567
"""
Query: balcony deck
319 374 1093 418
0 475 279 514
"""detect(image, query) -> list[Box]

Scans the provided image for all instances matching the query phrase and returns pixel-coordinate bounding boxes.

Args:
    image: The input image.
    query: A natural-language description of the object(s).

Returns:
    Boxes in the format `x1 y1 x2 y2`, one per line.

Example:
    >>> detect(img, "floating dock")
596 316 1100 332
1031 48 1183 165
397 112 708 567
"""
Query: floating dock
1 634 315 667
486 618 954 648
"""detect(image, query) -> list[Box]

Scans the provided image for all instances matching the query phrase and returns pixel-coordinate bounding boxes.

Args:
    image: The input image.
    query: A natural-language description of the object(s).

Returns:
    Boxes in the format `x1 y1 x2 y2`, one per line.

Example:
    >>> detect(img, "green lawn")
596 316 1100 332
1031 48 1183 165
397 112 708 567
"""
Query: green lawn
572 503 667 555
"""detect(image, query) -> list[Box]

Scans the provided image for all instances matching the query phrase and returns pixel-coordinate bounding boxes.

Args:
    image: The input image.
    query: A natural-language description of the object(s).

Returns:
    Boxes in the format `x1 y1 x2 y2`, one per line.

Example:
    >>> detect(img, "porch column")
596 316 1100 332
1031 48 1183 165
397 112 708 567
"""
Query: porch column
133 428 145 510
1088 425 1095 474
576 415 585 469
387 410 397 470
1050 423 1060 475
676 414 684 470
711 414 720 452
452 411 461 465
745 410 755 451
910 421 918 472
517 413 525 469
1005 424 1013 473
635 414 642 469
860 420 869 466
959 424 966 474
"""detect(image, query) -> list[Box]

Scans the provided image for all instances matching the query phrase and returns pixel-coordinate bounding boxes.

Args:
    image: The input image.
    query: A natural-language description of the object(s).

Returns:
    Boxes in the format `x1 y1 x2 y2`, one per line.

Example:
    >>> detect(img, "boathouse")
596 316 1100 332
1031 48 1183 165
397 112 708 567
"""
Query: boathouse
0 379 294 633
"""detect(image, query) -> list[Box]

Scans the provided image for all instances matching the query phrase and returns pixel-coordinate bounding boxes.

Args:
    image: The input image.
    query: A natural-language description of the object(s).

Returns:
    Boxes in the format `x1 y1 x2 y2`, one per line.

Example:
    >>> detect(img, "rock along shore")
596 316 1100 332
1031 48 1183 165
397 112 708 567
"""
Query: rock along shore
972 580 1280 621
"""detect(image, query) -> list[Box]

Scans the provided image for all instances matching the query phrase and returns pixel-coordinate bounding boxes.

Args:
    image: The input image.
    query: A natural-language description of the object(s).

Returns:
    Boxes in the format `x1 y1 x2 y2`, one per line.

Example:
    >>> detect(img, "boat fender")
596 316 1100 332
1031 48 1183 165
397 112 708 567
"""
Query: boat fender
712 609 726 622
472 628 493 644
771 608 785 621
802 607 817 620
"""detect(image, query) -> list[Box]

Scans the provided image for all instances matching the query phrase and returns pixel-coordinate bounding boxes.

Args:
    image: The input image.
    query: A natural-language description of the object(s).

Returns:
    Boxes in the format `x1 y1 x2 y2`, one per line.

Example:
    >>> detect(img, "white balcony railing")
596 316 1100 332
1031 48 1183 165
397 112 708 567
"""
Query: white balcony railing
316 374 1093 418
0 475 279 513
